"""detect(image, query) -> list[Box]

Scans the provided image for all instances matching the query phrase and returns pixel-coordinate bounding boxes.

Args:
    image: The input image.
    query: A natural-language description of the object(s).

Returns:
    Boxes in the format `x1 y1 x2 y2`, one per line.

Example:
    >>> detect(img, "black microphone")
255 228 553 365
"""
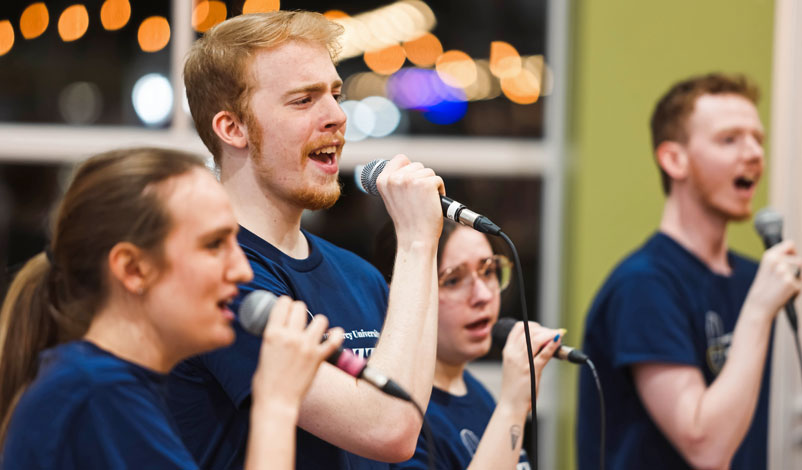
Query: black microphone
754 208 799 331
491 317 588 364
238 290 411 400
355 159 502 236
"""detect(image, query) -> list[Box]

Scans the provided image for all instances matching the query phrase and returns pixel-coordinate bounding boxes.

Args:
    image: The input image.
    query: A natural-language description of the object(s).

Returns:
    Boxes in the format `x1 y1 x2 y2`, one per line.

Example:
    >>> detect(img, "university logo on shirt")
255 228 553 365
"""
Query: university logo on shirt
705 310 731 375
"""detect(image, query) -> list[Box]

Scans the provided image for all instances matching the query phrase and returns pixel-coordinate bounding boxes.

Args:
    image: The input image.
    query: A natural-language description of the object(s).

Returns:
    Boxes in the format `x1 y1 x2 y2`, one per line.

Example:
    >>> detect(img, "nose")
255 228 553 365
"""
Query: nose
322 94 347 132
743 134 764 163
468 274 495 307
228 244 253 284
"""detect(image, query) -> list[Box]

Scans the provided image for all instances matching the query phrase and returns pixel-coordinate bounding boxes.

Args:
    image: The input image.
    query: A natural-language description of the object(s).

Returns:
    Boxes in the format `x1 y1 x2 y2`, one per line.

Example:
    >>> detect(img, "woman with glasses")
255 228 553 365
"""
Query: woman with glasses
377 221 562 469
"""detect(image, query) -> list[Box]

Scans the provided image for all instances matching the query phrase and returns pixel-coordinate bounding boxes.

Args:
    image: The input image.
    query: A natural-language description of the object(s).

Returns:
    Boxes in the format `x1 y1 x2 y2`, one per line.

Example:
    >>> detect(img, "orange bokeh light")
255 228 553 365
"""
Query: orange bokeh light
323 10 350 20
364 44 406 76
501 69 540 105
0 20 14 56
402 33 442 67
58 5 89 42
101 0 131 31
138 16 170 52
489 41 522 79
192 1 227 33
435 50 477 89
20 3 49 40
243 0 280 14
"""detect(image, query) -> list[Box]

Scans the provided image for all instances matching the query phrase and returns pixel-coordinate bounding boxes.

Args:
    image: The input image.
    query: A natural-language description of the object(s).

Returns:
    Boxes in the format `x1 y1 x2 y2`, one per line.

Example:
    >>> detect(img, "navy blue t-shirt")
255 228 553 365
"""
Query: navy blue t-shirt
577 232 768 469
1 340 197 470
391 370 530 470
167 227 390 470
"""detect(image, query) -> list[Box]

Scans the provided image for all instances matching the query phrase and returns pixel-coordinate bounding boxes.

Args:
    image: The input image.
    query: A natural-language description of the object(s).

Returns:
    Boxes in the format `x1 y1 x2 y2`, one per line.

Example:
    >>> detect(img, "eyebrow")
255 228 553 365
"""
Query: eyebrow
198 226 236 244
282 80 343 100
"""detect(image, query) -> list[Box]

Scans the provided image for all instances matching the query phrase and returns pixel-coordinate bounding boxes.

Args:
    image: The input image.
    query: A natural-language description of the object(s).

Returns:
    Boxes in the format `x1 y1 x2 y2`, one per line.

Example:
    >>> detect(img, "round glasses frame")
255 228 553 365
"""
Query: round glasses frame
437 254 513 293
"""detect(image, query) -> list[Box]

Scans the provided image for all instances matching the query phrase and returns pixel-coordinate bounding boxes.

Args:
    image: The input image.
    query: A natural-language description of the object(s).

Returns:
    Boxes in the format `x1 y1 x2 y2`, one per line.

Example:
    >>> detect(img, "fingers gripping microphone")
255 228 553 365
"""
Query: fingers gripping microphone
754 208 799 331
491 318 589 364
239 290 411 401
356 159 502 236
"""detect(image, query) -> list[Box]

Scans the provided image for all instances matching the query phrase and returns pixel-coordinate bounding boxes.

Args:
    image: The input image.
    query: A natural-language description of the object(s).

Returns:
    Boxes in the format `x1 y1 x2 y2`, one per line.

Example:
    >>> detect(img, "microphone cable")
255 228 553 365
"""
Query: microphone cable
585 358 605 470
499 231 606 470
498 231 540 470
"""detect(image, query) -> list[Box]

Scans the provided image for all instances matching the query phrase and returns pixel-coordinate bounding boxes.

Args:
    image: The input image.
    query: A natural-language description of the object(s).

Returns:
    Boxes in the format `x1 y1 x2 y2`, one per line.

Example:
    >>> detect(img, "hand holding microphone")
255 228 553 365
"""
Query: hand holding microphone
249 295 344 408
240 290 412 401
753 209 802 329
357 157 503 236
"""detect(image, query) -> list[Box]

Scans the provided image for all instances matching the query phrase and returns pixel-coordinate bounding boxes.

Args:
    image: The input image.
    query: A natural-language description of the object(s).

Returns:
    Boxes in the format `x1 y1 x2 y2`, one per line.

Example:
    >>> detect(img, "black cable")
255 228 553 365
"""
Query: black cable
365 377 436 470
790 323 802 386
585 358 605 470
408 397 437 470
499 231 539 470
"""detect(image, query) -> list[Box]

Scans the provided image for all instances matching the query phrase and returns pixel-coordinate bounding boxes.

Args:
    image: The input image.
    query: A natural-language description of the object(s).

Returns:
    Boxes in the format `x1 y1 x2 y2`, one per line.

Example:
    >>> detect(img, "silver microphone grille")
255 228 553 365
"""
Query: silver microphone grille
754 208 783 240
358 159 387 196
238 290 278 336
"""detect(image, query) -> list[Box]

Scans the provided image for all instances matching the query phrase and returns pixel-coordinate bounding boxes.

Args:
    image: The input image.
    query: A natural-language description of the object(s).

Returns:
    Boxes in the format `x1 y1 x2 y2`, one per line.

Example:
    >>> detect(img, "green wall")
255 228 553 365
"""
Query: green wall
559 0 775 467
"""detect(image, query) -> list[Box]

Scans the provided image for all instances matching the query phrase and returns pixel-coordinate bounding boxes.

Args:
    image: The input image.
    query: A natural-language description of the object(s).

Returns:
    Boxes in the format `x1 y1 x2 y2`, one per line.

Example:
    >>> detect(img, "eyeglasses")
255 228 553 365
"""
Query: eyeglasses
438 255 512 293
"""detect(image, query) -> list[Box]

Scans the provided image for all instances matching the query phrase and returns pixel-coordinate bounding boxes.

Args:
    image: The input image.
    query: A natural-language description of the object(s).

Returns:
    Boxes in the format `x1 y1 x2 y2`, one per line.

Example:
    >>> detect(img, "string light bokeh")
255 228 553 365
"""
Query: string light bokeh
0 0 547 136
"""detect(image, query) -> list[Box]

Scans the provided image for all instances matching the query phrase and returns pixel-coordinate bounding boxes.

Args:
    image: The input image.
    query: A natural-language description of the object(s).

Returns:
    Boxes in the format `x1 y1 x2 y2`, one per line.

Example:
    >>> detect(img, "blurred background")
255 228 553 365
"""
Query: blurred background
1 0 801 468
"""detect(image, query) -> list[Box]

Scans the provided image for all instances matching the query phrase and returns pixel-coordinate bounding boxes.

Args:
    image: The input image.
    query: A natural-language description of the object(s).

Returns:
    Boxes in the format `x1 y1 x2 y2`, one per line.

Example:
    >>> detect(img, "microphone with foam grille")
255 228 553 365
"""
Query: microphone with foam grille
491 317 588 364
239 290 412 401
754 208 799 331
355 159 503 236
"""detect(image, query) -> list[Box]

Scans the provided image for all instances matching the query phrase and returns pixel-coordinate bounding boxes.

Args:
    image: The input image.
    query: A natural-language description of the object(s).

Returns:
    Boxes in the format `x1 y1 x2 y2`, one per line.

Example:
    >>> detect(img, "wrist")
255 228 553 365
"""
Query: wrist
394 237 438 256
251 394 301 422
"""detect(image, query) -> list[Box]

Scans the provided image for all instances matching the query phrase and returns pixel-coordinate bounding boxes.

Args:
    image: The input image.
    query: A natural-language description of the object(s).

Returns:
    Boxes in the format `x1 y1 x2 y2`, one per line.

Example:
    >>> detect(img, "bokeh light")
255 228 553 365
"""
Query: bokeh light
387 67 467 126
489 41 522 79
359 96 401 137
0 20 14 56
138 16 170 52
501 69 540 105
323 10 349 20
132 73 173 126
100 0 131 31
423 99 467 125
435 50 477 89
20 3 49 40
364 44 406 75
192 1 227 33
243 0 280 14
341 100 369 142
58 5 89 42
343 72 389 101
331 0 436 61
58 81 103 124
402 33 442 67
464 59 501 101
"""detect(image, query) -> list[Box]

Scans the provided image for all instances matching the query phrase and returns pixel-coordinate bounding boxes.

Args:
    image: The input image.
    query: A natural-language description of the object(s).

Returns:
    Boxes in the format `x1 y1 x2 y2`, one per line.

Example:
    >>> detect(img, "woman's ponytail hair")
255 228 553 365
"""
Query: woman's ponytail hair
0 147 205 443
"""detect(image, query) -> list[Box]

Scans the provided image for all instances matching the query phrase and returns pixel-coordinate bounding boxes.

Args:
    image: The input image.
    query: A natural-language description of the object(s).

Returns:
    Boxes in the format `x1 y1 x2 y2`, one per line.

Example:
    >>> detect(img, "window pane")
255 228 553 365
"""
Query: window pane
0 1 172 126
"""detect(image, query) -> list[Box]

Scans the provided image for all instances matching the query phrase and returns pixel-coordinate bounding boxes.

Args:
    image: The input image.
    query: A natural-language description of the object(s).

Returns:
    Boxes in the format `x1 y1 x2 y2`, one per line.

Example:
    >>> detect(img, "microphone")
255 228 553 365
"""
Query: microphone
754 208 799 331
355 159 502 236
238 290 411 401
491 317 588 364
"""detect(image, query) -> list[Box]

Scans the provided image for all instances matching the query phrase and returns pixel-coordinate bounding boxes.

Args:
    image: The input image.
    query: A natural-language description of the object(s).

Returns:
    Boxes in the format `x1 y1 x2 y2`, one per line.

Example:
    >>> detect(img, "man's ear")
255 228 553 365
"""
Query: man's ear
212 110 249 150
655 141 689 182
107 242 157 296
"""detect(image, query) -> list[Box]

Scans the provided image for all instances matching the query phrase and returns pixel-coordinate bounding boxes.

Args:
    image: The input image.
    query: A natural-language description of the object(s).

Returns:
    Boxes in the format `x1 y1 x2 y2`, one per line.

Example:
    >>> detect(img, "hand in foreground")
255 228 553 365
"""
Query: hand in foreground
498 321 561 412
744 240 802 320
251 296 344 408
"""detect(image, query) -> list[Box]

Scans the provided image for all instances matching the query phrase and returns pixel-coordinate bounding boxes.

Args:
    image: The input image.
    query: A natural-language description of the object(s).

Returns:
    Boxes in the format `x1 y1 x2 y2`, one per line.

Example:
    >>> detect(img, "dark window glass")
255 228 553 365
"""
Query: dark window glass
0 1 172 126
